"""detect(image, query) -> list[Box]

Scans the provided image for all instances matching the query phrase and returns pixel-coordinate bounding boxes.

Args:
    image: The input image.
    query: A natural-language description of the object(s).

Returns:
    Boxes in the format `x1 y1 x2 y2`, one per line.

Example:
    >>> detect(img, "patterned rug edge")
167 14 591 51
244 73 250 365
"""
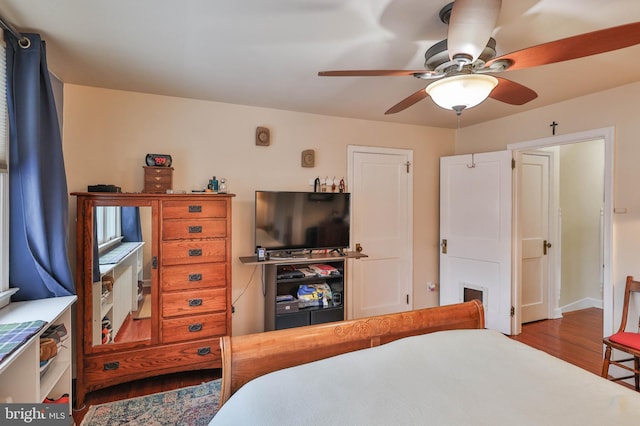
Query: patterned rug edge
80 378 221 426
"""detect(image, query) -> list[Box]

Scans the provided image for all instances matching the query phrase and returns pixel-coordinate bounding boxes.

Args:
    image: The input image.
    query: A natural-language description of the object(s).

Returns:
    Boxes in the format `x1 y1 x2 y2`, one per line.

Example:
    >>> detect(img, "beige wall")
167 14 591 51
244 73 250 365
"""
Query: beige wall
559 140 604 309
62 84 455 335
457 81 640 330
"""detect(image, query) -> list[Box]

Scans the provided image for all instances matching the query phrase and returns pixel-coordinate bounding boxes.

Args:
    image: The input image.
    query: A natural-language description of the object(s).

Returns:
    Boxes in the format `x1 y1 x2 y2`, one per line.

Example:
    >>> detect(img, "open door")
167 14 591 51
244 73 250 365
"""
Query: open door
440 151 513 334
519 151 552 323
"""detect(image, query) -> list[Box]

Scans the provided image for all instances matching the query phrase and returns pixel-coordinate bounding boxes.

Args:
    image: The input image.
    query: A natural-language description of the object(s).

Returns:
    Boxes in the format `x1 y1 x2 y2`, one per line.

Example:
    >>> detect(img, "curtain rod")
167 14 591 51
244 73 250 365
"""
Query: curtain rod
0 14 30 47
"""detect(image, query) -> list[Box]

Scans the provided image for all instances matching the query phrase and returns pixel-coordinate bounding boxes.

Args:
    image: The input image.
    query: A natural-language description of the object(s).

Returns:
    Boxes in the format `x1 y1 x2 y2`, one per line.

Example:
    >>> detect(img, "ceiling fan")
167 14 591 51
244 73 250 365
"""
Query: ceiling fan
318 0 640 115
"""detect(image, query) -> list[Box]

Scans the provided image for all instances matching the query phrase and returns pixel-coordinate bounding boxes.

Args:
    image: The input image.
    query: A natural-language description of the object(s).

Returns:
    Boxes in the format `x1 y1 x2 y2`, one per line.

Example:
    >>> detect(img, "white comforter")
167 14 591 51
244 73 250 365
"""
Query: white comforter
211 329 640 425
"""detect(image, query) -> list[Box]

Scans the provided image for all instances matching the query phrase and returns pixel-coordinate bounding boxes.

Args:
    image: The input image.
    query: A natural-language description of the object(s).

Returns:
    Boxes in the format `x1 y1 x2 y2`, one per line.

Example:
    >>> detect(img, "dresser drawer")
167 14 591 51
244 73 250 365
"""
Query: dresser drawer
162 200 227 220
162 240 226 265
84 339 220 386
162 312 227 344
145 172 172 184
163 218 227 241
144 182 171 193
162 287 226 317
162 263 226 291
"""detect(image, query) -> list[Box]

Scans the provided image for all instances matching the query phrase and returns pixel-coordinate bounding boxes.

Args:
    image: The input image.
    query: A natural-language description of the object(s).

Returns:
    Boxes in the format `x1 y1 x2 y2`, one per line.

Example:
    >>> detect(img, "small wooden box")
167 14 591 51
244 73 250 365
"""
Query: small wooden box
143 166 173 193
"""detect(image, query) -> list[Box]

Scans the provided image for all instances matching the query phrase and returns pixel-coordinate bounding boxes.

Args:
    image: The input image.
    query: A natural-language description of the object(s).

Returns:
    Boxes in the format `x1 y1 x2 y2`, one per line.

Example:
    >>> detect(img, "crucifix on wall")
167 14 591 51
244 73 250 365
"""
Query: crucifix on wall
550 121 558 135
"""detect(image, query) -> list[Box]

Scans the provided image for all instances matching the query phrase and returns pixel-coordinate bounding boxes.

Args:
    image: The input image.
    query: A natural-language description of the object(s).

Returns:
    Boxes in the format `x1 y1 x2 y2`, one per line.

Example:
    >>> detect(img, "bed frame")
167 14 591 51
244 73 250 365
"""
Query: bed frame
219 300 484 406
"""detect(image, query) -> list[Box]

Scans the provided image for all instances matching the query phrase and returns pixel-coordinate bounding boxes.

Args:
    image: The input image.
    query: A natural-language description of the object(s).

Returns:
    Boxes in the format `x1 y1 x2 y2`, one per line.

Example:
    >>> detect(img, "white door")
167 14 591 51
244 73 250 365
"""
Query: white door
520 152 551 323
348 146 412 319
440 151 513 334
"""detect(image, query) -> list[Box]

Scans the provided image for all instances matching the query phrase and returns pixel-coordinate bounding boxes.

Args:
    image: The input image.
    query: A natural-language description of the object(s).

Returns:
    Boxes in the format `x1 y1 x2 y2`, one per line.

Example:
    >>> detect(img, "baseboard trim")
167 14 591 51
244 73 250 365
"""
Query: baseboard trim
561 297 602 313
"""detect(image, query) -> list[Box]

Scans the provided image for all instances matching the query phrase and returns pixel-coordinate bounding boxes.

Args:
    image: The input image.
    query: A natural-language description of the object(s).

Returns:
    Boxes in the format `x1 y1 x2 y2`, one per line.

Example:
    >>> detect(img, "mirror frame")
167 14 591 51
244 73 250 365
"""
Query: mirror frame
75 193 160 355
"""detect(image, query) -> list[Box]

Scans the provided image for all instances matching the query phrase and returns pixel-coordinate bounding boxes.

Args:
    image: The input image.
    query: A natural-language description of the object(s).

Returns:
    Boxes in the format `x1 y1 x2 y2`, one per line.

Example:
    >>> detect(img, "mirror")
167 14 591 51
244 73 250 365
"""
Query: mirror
91 205 153 346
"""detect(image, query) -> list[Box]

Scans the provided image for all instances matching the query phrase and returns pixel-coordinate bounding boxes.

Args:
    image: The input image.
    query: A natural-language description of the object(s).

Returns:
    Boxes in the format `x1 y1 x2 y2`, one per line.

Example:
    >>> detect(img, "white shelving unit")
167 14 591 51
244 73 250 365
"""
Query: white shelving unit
93 241 144 345
0 295 76 414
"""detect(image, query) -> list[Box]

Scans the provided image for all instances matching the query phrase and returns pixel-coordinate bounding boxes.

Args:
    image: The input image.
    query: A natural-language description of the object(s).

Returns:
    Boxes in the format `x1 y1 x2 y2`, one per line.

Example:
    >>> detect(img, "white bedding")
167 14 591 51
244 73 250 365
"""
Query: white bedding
211 329 640 425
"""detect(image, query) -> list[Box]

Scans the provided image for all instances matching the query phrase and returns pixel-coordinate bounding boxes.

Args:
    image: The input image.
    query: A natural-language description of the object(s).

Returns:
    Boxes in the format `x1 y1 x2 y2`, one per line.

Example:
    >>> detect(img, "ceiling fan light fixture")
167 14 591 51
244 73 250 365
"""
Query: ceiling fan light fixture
426 74 498 112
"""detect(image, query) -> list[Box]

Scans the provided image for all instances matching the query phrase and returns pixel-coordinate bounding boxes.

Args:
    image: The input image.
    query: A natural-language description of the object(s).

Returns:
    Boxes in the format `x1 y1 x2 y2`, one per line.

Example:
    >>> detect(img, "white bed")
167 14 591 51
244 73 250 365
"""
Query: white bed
211 302 640 425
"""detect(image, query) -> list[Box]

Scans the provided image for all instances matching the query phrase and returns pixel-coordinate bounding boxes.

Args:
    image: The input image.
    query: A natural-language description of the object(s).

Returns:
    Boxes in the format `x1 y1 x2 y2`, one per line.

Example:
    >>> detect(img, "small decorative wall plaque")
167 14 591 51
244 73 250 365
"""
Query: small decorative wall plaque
301 149 315 167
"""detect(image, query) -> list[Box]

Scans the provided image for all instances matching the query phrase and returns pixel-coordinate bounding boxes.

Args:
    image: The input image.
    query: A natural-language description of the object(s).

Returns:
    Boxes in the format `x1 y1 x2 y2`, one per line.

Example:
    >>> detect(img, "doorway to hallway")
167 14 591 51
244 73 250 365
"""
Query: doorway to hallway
510 127 612 336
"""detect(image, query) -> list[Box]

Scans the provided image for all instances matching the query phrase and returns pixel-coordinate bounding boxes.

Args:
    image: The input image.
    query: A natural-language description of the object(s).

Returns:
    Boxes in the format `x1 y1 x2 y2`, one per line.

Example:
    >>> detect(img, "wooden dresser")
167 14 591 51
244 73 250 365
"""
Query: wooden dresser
160 199 229 345
72 192 233 407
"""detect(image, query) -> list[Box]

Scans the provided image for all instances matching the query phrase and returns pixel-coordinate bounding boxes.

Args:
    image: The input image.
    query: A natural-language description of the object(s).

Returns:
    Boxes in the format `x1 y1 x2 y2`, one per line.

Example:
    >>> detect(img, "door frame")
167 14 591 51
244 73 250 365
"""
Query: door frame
508 127 614 336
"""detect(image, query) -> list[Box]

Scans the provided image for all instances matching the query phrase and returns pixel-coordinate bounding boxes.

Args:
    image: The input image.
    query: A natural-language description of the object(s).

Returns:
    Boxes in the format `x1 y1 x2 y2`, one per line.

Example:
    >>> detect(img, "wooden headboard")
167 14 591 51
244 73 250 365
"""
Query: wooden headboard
219 300 484 406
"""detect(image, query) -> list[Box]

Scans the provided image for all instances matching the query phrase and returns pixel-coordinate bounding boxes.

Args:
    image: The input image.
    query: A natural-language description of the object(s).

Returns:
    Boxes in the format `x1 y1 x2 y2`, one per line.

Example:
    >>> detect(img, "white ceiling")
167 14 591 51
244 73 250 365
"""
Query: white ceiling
1 0 640 128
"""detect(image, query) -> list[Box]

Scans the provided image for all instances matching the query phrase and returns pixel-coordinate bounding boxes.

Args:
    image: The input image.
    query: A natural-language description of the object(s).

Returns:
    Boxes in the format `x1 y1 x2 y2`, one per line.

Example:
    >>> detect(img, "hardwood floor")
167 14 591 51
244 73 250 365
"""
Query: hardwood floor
510 307 604 375
71 308 608 425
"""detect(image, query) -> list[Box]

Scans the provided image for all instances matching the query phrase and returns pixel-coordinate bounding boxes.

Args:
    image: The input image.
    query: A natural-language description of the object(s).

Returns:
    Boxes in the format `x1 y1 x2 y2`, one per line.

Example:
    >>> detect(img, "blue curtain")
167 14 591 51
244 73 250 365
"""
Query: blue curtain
92 216 100 283
121 207 142 242
5 32 75 300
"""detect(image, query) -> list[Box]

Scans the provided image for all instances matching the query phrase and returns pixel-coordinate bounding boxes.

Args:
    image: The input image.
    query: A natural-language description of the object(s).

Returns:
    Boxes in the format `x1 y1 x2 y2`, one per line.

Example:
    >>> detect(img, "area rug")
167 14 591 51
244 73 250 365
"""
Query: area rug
80 379 220 426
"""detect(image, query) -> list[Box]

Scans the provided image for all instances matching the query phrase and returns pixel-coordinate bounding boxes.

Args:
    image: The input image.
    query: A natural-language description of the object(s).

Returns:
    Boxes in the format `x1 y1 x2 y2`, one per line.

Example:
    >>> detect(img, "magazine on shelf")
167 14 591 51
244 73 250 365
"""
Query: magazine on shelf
308 264 339 276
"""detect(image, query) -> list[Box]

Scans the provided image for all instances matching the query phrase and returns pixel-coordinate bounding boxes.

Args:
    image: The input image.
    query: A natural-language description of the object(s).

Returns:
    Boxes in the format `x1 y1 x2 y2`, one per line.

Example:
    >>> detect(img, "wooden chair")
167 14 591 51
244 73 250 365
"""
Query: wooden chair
601 275 640 391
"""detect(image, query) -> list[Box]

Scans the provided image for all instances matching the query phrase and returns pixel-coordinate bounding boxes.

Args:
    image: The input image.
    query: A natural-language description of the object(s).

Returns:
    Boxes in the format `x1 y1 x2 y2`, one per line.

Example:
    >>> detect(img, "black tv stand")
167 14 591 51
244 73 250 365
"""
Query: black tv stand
329 248 346 256
238 251 368 332
263 258 345 330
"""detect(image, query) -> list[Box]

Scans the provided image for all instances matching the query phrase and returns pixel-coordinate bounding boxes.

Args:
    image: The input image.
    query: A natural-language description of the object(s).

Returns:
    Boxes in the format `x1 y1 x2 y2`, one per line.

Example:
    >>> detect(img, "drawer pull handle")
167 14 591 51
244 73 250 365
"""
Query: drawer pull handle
189 298 203 306
188 225 202 233
189 249 202 257
189 323 203 332
188 273 202 281
197 346 211 356
188 205 202 213
104 361 120 371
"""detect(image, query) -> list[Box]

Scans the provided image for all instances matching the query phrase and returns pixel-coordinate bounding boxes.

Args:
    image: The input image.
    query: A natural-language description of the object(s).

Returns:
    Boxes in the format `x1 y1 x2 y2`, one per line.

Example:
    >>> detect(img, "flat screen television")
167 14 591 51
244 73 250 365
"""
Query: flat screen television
255 191 350 254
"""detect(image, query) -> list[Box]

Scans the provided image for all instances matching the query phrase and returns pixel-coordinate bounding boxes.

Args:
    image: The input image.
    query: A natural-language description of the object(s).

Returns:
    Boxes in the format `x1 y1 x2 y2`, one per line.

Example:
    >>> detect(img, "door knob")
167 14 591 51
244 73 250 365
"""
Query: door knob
355 243 363 253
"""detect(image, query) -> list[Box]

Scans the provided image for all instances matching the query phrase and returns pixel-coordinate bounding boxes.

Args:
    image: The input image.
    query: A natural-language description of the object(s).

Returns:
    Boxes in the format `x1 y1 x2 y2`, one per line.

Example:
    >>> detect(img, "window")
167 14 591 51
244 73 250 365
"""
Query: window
95 206 122 253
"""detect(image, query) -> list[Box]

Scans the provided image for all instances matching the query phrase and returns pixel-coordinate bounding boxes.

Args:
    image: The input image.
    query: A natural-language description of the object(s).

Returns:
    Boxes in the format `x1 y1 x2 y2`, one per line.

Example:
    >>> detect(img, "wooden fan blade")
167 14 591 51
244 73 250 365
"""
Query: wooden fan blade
385 88 429 114
489 77 537 105
318 70 437 77
489 21 640 71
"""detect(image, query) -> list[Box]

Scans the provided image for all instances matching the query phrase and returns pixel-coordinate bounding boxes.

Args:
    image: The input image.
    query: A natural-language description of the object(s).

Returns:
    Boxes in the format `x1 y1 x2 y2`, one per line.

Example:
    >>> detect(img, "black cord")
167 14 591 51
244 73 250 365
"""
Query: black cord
232 265 258 306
